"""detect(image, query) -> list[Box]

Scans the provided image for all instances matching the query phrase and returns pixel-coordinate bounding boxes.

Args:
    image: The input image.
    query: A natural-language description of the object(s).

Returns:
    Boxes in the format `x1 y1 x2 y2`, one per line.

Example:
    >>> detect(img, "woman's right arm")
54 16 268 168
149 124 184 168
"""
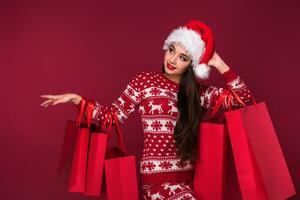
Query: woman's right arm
72 94 83 106
40 93 82 107
41 71 147 125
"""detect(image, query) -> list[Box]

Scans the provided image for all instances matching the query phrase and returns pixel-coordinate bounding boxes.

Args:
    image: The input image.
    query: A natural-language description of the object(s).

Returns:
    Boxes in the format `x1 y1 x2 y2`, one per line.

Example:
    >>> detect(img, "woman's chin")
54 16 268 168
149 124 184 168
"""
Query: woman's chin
165 68 172 74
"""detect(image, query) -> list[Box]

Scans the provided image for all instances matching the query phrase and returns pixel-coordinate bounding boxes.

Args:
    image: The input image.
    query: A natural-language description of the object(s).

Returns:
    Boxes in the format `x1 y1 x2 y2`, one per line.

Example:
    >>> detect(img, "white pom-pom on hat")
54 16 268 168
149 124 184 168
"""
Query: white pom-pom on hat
193 63 211 80
163 19 215 80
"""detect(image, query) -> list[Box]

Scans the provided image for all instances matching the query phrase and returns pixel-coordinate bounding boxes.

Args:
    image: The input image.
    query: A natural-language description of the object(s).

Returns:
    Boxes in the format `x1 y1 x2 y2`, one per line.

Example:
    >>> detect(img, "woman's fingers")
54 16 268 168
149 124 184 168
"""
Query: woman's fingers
40 94 55 100
40 94 60 107
40 99 53 107
40 94 72 107
51 98 65 105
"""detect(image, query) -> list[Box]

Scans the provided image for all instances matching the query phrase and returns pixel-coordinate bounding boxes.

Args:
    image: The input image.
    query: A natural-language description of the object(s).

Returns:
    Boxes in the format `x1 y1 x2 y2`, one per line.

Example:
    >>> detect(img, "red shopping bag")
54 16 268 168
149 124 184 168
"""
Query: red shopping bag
57 98 111 195
103 111 139 200
84 101 112 196
224 91 296 200
194 122 228 200
57 98 90 192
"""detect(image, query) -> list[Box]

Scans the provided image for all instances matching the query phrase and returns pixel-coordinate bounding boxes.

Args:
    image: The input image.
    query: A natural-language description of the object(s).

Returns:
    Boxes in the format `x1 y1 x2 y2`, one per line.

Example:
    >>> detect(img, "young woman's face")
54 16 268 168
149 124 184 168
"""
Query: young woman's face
163 42 192 76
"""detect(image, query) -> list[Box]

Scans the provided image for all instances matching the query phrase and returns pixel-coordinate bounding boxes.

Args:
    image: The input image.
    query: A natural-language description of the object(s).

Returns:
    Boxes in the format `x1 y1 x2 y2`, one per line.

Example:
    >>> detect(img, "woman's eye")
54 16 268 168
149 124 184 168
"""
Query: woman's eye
180 56 187 61
169 48 174 53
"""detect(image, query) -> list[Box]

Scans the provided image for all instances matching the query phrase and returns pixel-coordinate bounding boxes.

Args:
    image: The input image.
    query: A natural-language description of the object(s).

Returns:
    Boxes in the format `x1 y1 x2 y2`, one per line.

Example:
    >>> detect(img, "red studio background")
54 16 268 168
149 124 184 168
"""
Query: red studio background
0 0 299 199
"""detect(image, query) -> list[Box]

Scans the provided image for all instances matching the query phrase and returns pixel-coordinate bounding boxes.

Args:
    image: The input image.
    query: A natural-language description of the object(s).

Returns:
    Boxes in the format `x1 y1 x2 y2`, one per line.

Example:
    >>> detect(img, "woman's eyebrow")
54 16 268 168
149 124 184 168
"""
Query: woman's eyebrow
181 53 190 59
170 44 190 58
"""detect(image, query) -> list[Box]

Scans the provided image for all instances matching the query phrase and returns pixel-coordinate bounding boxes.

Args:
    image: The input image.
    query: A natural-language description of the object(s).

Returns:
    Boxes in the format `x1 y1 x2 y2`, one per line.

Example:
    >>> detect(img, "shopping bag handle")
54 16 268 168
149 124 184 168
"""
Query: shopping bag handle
104 111 127 154
85 108 127 154
210 88 257 117
77 98 127 154
75 98 104 129
113 111 127 154
85 100 97 128
75 98 98 128
229 88 257 106
75 97 87 127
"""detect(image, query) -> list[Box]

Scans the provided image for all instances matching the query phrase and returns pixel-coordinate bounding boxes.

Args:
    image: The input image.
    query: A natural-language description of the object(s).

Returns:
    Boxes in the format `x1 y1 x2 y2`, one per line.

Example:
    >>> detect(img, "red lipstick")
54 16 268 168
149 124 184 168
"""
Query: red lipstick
167 63 176 70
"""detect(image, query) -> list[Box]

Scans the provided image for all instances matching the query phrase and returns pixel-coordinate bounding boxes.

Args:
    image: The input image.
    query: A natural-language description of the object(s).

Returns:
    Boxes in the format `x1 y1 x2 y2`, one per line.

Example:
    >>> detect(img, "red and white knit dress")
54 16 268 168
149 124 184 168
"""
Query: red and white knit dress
79 68 253 199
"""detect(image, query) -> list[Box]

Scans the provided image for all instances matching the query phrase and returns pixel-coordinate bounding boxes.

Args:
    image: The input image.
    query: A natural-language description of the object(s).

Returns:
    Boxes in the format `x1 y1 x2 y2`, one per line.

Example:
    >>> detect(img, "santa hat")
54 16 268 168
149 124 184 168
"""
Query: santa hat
162 20 215 79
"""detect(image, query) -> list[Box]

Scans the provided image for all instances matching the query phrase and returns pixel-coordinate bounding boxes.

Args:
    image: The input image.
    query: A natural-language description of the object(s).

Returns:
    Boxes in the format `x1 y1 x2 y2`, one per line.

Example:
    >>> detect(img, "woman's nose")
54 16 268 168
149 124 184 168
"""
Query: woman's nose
169 55 177 64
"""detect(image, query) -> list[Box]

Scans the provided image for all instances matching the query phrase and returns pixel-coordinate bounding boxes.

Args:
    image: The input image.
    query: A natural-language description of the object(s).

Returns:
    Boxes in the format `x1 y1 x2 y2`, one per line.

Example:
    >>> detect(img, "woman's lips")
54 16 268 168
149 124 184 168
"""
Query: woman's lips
167 63 176 70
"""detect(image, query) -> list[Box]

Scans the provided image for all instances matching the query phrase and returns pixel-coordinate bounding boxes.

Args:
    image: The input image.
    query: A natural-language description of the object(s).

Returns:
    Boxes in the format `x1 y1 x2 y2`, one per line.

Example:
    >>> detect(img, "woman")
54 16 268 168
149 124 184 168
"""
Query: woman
41 20 254 199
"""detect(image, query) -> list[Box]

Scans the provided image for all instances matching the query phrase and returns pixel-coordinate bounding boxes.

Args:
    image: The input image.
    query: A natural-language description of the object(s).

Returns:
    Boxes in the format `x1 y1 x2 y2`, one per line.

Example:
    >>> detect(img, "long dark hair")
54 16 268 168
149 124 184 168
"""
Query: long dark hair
161 63 203 165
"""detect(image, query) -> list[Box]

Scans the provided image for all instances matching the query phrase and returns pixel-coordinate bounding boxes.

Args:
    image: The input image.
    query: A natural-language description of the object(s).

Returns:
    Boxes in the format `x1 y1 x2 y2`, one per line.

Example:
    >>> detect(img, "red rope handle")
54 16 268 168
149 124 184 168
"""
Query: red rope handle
102 110 127 154
210 88 257 117
76 97 87 126
79 99 127 154
111 111 127 154
210 90 230 117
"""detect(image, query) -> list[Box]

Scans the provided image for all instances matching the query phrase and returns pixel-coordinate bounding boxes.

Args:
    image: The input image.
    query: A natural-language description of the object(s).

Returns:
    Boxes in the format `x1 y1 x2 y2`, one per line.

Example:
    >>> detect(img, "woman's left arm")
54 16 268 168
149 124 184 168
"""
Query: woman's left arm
200 52 255 111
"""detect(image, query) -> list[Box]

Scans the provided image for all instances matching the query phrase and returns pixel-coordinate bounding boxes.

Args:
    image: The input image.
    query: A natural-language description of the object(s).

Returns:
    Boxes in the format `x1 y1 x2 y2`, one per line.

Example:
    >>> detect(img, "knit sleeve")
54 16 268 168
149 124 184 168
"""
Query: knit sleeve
199 68 254 112
77 70 146 125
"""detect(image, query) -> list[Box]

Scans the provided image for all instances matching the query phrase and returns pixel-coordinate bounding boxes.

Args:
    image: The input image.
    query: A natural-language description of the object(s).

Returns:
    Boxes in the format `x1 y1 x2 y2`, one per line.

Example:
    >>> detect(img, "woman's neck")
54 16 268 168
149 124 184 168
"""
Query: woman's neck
163 73 181 84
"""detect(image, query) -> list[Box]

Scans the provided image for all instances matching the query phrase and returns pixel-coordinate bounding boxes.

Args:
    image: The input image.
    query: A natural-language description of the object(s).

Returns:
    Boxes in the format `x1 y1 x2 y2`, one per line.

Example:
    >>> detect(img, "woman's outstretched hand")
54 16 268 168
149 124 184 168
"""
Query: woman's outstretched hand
40 93 82 107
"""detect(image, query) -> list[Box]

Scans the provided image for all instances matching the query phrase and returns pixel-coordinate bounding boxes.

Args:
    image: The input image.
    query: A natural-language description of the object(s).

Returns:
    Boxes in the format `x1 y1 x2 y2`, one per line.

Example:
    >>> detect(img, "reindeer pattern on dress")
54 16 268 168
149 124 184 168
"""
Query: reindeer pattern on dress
163 183 186 195
167 100 178 115
142 181 196 200
148 100 164 114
